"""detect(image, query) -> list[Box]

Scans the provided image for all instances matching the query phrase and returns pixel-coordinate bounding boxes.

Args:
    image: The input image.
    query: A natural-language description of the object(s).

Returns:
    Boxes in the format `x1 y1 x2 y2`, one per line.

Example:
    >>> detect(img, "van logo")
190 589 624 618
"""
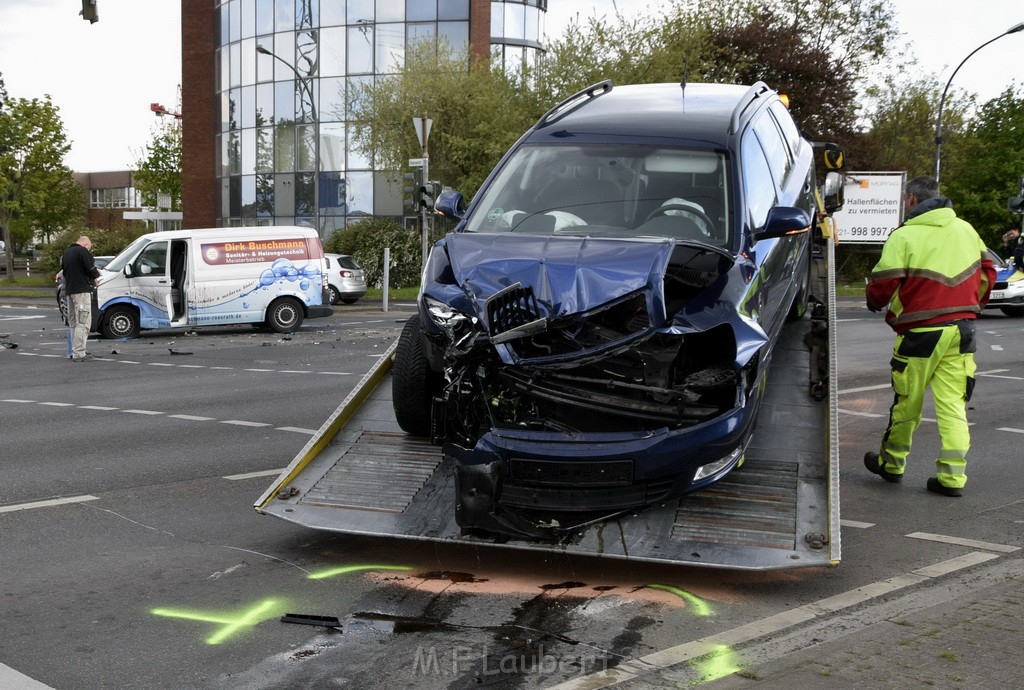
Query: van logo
205 247 221 262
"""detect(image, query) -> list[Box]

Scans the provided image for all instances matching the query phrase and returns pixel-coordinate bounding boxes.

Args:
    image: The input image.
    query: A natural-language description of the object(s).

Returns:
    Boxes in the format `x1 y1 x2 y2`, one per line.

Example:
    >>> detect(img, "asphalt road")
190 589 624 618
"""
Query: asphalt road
1 298 1021 689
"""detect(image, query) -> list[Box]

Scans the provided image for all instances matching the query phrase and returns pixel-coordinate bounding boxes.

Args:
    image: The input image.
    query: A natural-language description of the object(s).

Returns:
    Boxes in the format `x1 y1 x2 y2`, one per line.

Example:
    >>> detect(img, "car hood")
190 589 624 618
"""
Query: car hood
446 233 675 325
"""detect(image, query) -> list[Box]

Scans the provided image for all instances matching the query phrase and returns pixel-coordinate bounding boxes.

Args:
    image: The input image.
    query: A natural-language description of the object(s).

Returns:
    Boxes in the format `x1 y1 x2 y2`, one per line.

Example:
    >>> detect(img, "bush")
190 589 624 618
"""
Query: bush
39 223 149 275
324 216 447 289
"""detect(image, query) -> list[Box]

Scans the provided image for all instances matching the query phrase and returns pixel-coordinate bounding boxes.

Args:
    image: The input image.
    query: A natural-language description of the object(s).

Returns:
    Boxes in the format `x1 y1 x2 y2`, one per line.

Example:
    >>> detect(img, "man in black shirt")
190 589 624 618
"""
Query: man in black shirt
61 236 102 362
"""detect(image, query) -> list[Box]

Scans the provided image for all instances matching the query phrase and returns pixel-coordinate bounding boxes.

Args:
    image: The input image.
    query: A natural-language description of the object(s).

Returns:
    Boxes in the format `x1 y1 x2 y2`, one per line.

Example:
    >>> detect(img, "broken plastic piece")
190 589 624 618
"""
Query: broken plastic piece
281 613 342 629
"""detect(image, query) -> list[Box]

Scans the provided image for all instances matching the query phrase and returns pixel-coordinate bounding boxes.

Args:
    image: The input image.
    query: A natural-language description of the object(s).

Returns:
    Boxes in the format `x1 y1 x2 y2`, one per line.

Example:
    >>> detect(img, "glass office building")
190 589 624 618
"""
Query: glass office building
182 0 547 235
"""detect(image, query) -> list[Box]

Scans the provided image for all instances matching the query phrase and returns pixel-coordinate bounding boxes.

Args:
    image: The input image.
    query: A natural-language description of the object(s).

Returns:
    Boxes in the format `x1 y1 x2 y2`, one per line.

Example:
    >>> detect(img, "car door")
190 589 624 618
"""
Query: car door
128 240 173 329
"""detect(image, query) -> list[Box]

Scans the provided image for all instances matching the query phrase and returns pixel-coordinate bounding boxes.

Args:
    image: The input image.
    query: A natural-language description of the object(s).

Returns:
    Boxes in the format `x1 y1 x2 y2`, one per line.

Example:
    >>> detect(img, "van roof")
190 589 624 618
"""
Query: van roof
135 226 321 241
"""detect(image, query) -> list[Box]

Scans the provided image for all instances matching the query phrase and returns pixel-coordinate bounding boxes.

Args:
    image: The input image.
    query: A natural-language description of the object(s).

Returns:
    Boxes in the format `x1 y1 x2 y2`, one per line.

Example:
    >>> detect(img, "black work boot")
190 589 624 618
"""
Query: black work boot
927 477 963 497
864 451 902 483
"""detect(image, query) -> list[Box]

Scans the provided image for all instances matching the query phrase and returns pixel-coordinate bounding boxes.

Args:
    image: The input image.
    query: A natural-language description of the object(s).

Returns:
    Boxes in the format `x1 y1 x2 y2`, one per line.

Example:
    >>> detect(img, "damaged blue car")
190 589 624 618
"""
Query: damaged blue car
392 80 842 540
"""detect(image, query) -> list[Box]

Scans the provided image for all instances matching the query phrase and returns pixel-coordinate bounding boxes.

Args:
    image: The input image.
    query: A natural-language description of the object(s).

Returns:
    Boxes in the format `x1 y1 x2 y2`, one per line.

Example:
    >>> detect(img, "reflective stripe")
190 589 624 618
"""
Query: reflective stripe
938 449 967 460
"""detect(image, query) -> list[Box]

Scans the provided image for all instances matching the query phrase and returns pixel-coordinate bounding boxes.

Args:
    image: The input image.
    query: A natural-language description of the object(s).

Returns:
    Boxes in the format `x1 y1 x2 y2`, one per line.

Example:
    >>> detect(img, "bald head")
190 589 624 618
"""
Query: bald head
77 236 92 250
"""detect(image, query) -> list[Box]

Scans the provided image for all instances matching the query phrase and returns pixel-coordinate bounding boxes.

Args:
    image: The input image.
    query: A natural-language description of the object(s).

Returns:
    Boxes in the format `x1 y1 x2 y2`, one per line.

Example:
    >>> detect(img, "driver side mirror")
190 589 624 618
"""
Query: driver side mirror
434 190 466 220
822 172 844 214
753 206 812 242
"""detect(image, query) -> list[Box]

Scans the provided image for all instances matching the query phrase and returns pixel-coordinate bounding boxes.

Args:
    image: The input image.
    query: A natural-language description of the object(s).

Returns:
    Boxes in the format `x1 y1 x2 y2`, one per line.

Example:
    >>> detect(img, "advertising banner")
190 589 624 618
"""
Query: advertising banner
831 172 906 244
200 239 312 266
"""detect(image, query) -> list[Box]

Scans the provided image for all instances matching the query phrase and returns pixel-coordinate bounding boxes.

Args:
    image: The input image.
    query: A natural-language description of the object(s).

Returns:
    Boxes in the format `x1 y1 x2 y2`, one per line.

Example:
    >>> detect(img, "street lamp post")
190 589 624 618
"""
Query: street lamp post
933 21 1024 185
256 44 320 233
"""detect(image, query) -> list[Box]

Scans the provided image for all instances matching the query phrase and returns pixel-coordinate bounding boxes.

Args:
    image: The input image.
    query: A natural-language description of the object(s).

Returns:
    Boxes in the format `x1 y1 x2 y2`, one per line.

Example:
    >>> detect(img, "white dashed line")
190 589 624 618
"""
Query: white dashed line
38 402 75 407
149 362 175 367
982 374 1024 380
244 368 273 372
223 469 286 480
991 344 1004 351
280 370 311 374
318 371 352 375
79 405 119 411
838 383 890 395
122 409 165 416
2 399 34 403
209 366 234 370
997 427 1024 434
838 408 884 418
841 520 874 529
169 414 215 421
275 426 316 435
221 420 270 427
176 364 205 368
906 532 1020 553
0 495 99 514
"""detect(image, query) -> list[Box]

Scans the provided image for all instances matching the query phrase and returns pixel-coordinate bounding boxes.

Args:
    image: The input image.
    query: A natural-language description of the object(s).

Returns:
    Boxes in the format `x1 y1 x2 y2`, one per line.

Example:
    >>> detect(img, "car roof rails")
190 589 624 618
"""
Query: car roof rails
534 80 613 129
728 81 772 135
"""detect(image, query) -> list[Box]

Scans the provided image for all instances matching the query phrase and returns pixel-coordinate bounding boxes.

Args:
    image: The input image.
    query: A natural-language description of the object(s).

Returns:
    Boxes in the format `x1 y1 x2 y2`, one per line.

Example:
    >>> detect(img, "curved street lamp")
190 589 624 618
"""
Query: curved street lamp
256 44 320 232
934 21 1024 185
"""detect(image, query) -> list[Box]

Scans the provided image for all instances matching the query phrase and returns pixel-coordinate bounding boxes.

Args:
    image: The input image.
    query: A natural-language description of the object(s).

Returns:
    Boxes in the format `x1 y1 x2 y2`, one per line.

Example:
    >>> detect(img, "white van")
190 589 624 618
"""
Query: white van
92 226 333 338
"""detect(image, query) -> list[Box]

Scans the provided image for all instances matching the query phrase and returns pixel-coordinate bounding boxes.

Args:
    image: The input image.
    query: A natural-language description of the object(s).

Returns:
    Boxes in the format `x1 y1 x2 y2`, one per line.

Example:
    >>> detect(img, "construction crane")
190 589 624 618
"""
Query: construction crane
150 85 183 121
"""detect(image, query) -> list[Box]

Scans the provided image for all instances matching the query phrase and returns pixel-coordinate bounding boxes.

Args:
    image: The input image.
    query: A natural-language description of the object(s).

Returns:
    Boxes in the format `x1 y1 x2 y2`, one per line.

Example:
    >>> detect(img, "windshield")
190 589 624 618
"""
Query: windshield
103 237 150 273
464 144 730 246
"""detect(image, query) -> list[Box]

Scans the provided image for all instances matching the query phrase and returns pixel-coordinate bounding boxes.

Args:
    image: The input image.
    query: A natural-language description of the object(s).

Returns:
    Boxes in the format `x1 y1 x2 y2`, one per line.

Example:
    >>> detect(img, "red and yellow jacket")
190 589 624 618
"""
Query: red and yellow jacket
866 201 995 334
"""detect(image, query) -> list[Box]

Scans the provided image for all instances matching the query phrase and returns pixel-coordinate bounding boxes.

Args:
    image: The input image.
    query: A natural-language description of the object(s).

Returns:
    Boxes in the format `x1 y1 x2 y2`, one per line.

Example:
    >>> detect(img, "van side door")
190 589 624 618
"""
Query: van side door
128 241 173 329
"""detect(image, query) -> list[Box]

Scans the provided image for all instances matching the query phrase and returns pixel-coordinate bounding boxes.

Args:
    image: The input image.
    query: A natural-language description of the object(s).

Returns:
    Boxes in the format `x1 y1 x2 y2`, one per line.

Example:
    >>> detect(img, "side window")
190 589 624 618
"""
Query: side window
768 101 804 159
751 113 791 191
741 132 778 228
135 242 168 276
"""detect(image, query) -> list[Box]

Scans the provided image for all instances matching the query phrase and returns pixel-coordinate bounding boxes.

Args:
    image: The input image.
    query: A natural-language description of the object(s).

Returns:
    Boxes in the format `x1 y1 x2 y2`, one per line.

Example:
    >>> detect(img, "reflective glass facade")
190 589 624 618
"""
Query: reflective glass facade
211 0 545 236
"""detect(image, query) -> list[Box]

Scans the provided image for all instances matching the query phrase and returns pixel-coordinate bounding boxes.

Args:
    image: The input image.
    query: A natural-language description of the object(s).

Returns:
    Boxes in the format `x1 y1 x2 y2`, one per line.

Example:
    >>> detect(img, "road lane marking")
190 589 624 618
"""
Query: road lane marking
170 414 215 421
991 344 1004 351
982 374 1024 380
3 399 35 403
906 532 1020 553
838 408 884 418
838 383 890 395
840 520 874 528
122 409 165 416
997 427 1024 434
221 420 271 427
38 402 75 407
275 426 316 435
0 663 53 689
223 469 286 480
80 405 119 410
0 495 99 514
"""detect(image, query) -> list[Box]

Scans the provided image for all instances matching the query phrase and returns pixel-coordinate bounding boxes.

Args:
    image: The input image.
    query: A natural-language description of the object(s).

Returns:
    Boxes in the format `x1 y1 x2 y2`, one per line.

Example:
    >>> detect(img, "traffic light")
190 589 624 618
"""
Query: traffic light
420 181 437 211
81 0 99 23
402 171 421 214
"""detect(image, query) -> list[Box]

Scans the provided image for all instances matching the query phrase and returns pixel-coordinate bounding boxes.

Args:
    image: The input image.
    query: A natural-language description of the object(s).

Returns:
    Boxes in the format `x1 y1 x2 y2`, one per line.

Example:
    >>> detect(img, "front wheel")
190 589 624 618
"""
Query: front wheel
266 297 304 333
392 316 441 436
102 305 140 339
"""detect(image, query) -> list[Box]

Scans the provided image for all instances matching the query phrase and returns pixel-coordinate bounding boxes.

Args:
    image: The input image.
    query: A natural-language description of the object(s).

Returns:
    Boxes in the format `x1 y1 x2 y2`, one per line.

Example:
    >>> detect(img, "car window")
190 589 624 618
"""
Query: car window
135 241 168 275
768 101 803 160
751 112 791 191
741 131 778 229
464 143 730 246
337 256 360 269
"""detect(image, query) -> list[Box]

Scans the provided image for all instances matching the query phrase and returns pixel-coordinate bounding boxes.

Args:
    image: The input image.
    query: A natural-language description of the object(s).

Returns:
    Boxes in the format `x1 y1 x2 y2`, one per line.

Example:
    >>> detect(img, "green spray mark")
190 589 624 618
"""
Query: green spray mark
645 584 712 617
151 599 281 645
307 564 414 580
689 644 742 685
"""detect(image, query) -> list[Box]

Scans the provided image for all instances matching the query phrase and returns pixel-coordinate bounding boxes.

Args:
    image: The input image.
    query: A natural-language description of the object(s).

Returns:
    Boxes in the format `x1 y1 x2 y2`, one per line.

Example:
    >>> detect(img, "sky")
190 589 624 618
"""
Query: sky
0 0 1021 172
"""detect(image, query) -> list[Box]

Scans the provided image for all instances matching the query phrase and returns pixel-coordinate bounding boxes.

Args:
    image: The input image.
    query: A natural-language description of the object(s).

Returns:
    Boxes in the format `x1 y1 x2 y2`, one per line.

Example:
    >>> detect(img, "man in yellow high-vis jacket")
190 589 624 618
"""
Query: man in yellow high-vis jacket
864 176 995 497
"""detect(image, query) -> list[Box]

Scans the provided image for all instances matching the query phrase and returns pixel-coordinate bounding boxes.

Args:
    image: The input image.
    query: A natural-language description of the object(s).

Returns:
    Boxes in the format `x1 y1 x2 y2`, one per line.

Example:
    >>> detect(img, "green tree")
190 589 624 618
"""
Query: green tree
132 117 182 211
941 87 1024 246
1 95 73 275
349 39 541 200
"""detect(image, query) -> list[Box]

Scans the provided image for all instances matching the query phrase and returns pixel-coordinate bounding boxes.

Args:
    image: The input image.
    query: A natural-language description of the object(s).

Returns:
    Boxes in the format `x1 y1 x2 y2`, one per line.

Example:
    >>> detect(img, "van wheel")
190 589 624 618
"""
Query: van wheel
102 305 140 339
267 297 304 333
328 285 341 305
393 316 441 436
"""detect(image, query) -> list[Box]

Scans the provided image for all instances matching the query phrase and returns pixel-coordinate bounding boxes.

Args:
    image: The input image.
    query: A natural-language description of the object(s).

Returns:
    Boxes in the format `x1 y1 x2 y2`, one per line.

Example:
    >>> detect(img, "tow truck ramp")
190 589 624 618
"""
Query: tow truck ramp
255 277 841 570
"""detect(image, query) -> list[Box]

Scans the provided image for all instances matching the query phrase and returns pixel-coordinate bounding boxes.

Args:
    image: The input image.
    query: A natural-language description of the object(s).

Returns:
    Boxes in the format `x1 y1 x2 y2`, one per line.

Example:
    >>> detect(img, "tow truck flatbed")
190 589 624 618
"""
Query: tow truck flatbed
255 287 840 570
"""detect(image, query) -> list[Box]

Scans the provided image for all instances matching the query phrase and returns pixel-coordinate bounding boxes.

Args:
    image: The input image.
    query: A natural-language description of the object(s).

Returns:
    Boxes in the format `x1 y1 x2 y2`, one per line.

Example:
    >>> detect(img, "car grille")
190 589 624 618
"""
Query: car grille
486 283 542 337
994 281 1008 290
501 478 676 511
509 458 633 486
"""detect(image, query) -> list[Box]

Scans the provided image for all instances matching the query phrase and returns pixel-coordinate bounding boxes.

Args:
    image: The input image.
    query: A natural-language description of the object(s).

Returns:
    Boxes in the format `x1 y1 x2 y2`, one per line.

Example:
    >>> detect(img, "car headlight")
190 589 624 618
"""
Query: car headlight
693 447 744 482
425 296 463 326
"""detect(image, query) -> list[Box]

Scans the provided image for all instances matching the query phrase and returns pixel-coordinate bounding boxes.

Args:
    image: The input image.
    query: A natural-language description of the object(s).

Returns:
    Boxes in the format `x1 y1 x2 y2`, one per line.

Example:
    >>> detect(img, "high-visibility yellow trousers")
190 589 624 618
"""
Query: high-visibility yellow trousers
879 321 976 489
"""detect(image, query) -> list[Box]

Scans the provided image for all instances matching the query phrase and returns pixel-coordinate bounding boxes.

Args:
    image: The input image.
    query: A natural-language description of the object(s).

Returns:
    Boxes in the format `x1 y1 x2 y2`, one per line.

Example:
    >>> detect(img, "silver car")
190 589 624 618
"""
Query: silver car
325 253 367 305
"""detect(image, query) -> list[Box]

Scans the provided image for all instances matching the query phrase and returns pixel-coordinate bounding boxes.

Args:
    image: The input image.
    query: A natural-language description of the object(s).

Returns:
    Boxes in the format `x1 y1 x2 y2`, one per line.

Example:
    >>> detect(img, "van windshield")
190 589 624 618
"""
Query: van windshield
464 144 730 247
103 237 150 273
